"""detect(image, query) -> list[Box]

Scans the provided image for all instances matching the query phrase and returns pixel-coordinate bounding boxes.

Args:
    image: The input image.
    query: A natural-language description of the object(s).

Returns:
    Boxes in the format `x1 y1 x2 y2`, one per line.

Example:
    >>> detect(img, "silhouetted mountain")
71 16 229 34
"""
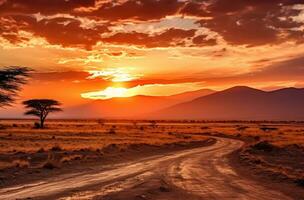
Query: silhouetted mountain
168 89 215 102
59 88 216 118
152 86 304 120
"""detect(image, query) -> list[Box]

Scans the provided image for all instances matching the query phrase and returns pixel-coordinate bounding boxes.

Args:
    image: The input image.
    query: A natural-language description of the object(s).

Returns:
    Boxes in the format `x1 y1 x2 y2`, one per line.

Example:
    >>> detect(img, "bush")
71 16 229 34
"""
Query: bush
34 122 41 129
295 179 304 187
50 145 62 151
183 135 192 139
201 126 210 130
254 136 261 141
0 125 6 130
13 159 29 168
109 129 116 134
42 152 61 169
37 148 45 153
251 141 275 152
237 126 249 132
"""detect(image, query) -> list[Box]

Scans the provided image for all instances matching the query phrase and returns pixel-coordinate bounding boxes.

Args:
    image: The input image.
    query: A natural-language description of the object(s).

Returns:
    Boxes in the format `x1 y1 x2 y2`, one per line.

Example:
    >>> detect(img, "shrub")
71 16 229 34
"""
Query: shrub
61 155 82 163
37 148 45 153
254 136 261 141
13 159 30 168
183 135 192 139
50 145 62 151
109 129 116 134
34 122 41 129
237 126 249 132
295 179 304 187
42 152 61 169
251 141 275 152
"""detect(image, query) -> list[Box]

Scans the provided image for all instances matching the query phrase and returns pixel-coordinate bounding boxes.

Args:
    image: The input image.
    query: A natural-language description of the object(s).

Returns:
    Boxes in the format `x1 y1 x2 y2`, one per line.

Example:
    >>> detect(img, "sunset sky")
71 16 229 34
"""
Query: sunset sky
1 0 304 107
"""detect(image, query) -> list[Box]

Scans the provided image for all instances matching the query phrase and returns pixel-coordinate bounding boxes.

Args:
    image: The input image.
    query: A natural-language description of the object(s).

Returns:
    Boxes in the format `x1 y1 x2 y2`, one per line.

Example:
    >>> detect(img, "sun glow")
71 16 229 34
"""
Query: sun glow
81 82 203 100
81 87 128 100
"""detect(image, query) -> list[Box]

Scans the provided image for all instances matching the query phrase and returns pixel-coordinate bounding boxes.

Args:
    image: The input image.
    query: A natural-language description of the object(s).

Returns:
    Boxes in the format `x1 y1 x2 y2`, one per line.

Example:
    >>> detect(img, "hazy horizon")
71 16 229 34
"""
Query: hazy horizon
1 85 304 120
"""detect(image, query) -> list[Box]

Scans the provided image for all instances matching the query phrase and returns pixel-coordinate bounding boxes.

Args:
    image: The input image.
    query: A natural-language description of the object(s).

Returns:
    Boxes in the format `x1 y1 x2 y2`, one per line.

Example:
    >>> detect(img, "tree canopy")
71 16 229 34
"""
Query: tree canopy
0 67 30 107
23 99 62 128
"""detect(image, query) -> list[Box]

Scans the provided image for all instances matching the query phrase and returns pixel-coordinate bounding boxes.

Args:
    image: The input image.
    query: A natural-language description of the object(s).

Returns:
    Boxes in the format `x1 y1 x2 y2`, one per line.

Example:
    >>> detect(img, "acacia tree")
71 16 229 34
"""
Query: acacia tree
23 99 62 128
0 67 30 107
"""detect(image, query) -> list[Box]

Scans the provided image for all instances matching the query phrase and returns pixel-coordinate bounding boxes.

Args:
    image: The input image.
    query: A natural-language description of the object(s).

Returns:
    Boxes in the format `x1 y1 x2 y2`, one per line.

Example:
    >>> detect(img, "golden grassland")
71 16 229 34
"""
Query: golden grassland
0 119 303 187
0 119 207 154
0 120 304 154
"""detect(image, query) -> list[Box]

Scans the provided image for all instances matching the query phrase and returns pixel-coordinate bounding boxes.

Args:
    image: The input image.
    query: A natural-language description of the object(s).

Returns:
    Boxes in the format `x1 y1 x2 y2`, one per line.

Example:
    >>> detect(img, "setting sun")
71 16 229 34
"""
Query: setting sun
81 87 128 100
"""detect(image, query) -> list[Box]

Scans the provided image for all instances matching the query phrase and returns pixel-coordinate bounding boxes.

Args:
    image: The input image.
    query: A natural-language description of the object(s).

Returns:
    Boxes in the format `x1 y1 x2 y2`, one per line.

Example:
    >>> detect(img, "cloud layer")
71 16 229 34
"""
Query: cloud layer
1 0 303 49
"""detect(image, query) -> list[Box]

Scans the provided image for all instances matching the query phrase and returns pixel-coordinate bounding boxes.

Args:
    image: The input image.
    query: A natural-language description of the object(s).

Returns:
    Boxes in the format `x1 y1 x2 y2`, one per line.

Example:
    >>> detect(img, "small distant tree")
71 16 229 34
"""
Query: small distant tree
23 99 62 128
0 67 30 107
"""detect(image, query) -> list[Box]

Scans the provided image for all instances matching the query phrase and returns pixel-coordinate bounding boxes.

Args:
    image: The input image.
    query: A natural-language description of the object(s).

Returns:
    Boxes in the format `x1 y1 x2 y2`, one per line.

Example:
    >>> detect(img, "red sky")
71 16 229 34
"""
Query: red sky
1 0 304 107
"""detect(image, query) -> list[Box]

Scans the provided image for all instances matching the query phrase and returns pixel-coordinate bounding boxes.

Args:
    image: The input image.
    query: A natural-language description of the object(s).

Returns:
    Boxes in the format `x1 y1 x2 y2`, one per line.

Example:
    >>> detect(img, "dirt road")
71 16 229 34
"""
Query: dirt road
0 138 293 200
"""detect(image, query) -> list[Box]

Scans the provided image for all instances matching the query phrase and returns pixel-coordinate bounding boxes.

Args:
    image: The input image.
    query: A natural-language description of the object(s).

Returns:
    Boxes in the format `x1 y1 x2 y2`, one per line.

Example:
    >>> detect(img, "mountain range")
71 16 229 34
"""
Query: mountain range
7 86 304 120
152 86 304 120
61 89 215 119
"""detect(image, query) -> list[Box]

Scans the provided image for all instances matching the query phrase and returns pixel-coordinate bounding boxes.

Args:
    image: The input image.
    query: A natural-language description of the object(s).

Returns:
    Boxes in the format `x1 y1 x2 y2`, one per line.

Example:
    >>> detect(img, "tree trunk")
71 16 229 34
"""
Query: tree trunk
40 117 44 128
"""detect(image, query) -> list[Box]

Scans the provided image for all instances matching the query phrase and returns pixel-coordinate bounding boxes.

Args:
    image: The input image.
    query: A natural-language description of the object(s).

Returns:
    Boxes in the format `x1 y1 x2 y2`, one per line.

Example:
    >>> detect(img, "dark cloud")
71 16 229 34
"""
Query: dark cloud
29 17 108 49
180 1 210 17
197 0 304 46
192 35 217 46
102 28 197 48
0 15 29 43
0 15 109 49
0 13 213 49
81 0 183 21
0 0 95 15
0 0 304 48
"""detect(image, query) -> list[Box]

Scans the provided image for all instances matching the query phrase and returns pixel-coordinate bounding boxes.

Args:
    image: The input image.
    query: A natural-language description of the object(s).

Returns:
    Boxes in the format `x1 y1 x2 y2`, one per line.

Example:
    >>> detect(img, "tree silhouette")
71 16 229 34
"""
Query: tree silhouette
23 99 62 128
0 67 30 107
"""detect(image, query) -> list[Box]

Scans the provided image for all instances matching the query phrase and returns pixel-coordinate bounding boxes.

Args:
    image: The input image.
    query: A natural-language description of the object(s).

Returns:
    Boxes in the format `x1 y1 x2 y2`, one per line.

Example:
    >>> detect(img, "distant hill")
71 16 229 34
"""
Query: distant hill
152 86 304 120
168 89 215 102
63 95 177 118
61 89 215 119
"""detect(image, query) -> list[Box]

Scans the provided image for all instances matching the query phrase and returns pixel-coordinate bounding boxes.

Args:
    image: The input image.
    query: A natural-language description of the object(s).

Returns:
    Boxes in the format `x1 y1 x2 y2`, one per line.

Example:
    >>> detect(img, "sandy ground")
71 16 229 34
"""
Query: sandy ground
0 137 299 200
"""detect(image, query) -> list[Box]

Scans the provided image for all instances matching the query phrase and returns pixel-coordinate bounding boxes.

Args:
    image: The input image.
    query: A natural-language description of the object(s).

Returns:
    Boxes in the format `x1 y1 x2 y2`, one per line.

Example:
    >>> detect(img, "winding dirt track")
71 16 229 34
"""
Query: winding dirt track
0 138 292 200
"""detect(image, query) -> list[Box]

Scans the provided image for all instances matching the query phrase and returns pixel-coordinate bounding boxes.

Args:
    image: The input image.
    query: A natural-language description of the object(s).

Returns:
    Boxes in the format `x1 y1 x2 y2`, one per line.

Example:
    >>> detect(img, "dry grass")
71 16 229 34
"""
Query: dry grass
0 119 303 188
0 120 304 155
0 119 209 170
0 120 304 173
0 119 210 154
42 151 65 169
200 122 304 147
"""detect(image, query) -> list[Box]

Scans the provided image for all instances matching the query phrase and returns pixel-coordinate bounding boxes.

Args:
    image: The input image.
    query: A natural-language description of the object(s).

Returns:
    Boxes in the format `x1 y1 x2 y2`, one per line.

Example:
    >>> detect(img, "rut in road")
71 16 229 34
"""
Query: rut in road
0 138 292 200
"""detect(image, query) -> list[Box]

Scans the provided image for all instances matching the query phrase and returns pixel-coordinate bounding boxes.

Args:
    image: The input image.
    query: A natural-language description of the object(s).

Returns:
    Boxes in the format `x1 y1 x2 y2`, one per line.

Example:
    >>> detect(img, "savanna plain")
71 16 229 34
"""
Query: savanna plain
0 120 304 199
